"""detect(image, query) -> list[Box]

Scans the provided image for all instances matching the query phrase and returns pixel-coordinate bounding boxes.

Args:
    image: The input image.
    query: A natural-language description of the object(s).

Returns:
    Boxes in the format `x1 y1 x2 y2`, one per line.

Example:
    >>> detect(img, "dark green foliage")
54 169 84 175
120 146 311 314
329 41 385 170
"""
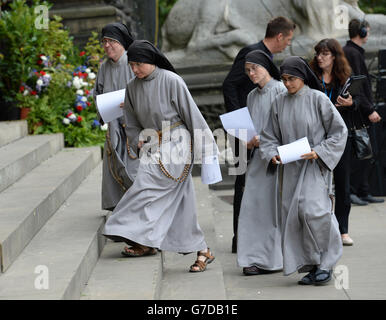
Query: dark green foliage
359 0 386 14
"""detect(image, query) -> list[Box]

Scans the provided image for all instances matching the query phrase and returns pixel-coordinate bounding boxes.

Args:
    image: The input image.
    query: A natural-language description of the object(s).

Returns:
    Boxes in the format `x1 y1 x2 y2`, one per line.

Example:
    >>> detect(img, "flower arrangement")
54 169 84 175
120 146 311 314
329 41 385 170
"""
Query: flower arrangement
1 0 108 147
26 45 107 147
60 62 107 132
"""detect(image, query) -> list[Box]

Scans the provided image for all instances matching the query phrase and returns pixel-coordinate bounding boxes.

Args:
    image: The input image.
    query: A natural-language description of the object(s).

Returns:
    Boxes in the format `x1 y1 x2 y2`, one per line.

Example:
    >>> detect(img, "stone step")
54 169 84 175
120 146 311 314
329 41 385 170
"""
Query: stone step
159 177 227 300
0 163 106 299
0 146 101 272
0 134 64 193
80 239 162 300
0 120 28 147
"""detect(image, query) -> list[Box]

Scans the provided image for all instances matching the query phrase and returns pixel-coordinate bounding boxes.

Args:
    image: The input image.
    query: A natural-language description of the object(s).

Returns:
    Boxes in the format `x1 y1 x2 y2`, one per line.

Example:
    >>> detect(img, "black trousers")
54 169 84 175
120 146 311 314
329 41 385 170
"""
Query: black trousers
232 173 245 248
334 137 352 234
231 137 249 250
350 158 371 197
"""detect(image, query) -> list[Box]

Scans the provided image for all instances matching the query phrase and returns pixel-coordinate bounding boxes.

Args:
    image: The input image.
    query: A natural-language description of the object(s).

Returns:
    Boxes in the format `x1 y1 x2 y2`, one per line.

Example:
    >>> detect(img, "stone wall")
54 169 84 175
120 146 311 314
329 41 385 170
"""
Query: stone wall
50 0 156 48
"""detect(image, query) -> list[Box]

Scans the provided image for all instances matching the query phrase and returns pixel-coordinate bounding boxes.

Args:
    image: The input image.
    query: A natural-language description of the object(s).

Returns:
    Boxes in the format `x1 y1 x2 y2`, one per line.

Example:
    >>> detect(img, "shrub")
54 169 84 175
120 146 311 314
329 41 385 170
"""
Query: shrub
0 0 107 147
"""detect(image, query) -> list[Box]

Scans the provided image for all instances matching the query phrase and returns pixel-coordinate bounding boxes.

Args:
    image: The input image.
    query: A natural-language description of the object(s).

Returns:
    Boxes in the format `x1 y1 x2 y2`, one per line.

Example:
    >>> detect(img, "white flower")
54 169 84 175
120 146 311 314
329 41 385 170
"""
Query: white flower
72 77 81 89
85 68 91 73
23 90 29 96
76 89 84 96
81 97 87 102
79 78 89 87
80 79 89 87
101 123 108 131
36 79 43 86
60 54 66 61
68 114 77 121
40 55 47 61
62 118 70 125
88 72 96 80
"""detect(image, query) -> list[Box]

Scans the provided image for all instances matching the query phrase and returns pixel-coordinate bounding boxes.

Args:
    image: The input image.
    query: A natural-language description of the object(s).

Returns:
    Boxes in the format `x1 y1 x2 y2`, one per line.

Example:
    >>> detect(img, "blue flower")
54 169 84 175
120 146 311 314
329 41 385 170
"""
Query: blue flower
92 119 100 128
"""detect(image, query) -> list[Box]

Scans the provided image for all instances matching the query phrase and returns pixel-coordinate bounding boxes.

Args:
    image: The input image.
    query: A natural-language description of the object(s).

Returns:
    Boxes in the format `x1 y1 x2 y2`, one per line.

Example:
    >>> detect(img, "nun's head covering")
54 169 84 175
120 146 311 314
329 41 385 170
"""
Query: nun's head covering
245 50 280 81
101 22 134 50
127 40 177 74
280 56 322 91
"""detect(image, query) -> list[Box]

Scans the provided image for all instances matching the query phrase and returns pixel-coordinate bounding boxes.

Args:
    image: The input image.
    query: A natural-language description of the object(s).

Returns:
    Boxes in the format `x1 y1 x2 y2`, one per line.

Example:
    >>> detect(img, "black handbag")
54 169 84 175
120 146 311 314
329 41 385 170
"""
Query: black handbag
351 110 373 160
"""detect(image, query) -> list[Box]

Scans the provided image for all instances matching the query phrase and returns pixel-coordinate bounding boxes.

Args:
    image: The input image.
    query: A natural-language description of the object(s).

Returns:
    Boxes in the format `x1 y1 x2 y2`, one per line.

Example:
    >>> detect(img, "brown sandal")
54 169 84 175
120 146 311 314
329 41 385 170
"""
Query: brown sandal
189 248 215 272
121 245 157 257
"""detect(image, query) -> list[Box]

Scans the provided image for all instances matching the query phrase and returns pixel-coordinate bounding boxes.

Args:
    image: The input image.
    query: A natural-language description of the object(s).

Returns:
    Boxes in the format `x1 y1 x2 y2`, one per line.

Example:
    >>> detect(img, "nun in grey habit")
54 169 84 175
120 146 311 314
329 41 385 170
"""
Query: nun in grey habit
94 22 139 211
103 40 221 272
237 50 286 275
259 56 347 285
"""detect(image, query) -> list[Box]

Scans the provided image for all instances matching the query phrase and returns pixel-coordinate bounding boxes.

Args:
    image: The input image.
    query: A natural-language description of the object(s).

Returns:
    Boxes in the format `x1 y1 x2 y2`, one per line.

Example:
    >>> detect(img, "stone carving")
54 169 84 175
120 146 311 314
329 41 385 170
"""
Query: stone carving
161 0 386 67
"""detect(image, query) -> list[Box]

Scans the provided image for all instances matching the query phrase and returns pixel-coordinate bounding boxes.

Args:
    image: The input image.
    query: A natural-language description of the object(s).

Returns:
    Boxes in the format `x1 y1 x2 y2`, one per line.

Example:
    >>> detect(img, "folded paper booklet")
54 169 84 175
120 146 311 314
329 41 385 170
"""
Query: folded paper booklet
201 155 223 185
219 107 258 142
277 137 311 164
96 89 125 123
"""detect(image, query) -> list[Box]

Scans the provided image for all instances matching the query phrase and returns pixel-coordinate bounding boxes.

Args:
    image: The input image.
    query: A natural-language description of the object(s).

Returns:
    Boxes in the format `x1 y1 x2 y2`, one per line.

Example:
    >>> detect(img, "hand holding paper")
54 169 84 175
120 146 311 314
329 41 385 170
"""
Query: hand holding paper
300 149 319 160
96 89 126 123
277 137 312 164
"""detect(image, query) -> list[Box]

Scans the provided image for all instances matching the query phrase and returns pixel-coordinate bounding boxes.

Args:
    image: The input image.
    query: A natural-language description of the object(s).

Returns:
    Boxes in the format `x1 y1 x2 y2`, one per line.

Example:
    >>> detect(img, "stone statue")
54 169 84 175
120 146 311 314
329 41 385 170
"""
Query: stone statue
161 0 386 67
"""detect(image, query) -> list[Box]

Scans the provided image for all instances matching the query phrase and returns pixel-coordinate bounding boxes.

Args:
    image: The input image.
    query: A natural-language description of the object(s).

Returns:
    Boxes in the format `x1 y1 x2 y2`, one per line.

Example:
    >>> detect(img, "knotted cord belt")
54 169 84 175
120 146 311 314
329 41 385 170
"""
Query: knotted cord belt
157 121 192 183
122 123 139 160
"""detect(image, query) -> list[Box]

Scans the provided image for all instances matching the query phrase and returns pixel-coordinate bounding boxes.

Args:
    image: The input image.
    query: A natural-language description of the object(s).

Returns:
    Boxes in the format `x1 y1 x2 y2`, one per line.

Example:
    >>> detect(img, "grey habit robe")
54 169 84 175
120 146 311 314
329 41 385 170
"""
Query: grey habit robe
94 52 139 210
103 66 218 252
237 79 286 271
259 85 348 276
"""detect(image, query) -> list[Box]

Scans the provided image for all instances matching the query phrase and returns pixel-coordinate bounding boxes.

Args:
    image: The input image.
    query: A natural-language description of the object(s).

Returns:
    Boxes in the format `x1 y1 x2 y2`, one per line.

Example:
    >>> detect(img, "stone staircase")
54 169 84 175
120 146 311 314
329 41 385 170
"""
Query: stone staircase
0 120 105 299
6 120 379 301
0 120 227 300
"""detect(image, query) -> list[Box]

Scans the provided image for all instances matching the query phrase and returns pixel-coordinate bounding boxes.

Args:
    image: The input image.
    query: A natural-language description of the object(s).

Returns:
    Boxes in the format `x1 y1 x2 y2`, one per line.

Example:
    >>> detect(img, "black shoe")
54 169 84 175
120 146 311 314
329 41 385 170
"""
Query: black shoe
350 194 368 206
360 195 385 203
243 266 273 276
314 269 332 286
298 267 317 285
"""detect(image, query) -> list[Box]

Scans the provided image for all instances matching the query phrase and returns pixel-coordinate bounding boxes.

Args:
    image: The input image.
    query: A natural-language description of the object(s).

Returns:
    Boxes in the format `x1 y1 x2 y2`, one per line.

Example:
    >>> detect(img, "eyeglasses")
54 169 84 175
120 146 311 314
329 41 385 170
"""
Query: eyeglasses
315 51 332 58
101 38 119 46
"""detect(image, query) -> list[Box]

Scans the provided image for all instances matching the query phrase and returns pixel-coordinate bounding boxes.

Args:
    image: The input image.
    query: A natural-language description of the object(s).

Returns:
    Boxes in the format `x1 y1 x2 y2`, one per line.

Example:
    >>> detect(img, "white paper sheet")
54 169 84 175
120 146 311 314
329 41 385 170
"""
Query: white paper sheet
96 89 126 123
201 155 223 185
277 137 311 164
219 107 258 142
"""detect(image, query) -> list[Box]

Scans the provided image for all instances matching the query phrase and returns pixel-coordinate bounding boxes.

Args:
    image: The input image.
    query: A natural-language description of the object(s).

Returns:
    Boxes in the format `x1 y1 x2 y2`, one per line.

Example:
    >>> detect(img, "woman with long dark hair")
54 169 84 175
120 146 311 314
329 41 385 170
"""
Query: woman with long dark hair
310 38 359 246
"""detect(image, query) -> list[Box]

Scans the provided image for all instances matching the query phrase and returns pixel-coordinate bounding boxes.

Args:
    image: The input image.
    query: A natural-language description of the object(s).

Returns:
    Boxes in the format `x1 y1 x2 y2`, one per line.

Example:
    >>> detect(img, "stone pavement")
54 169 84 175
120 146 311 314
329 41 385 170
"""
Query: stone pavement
198 178 386 300
82 175 386 300
1 121 385 300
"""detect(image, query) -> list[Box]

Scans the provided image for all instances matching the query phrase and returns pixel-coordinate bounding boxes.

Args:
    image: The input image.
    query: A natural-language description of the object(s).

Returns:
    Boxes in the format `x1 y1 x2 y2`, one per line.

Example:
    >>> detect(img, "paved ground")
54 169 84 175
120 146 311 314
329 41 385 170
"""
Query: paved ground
77 175 386 303
199 179 386 300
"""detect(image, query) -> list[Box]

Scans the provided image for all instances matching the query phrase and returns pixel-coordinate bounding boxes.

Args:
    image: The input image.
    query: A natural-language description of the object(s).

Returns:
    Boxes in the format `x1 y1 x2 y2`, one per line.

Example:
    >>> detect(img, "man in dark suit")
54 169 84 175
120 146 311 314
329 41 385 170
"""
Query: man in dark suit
222 16 296 253
343 18 384 206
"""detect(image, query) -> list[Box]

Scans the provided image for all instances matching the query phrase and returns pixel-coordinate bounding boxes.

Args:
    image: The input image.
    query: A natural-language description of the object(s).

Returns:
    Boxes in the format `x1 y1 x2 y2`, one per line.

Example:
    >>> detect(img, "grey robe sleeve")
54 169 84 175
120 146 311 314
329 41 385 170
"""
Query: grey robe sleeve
246 92 253 117
122 85 143 152
312 94 348 171
170 76 218 161
93 63 105 123
259 97 282 163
